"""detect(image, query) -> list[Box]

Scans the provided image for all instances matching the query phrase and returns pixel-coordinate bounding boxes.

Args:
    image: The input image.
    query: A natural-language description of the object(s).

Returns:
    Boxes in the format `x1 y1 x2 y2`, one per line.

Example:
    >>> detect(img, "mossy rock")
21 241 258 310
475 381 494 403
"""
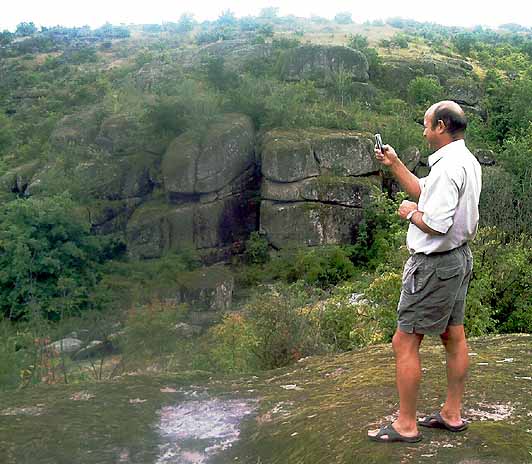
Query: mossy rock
260 200 364 249
261 129 378 183
262 175 381 207
85 197 143 234
2 334 529 463
278 45 369 84
162 113 255 196
126 200 195 259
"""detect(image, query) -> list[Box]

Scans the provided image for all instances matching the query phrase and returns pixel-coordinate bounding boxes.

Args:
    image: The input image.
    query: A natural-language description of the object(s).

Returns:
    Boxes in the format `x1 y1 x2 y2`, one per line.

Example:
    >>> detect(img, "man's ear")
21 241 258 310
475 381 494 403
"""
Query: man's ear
436 119 446 134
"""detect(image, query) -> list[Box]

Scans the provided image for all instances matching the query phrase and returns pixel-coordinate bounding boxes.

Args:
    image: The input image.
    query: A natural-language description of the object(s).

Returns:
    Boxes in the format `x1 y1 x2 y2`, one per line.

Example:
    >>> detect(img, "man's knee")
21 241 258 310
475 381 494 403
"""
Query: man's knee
440 325 467 352
392 329 423 356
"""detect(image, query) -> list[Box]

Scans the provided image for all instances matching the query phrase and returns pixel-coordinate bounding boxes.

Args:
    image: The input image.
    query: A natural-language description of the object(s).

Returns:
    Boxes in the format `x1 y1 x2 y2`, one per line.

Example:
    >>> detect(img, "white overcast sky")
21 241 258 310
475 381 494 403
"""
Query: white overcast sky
2 0 531 31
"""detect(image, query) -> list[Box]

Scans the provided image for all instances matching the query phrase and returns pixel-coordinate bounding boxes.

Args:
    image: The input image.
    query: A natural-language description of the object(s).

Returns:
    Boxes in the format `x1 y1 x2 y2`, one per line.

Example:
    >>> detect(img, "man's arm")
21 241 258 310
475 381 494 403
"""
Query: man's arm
375 145 421 201
409 210 444 235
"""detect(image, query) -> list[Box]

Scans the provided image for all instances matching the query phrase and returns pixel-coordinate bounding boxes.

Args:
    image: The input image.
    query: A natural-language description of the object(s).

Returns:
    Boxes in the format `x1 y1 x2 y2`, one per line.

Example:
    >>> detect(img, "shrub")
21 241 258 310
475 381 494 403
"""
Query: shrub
244 232 270 264
287 246 357 289
407 76 444 106
0 194 105 321
245 283 326 369
118 300 189 367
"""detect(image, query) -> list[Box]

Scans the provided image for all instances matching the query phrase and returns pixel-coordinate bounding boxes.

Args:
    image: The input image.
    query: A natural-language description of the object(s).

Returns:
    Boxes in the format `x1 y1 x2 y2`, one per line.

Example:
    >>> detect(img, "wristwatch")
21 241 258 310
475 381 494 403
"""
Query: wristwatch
406 209 418 222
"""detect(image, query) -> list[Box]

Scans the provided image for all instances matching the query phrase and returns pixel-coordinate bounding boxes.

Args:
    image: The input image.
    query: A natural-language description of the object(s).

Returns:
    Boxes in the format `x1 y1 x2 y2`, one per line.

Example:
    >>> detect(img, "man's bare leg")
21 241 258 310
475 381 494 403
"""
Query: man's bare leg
368 329 424 439
439 324 468 426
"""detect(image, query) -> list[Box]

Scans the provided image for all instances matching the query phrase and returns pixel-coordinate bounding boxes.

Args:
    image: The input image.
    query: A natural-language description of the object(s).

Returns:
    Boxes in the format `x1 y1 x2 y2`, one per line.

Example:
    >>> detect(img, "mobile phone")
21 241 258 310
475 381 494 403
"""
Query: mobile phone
375 133 384 154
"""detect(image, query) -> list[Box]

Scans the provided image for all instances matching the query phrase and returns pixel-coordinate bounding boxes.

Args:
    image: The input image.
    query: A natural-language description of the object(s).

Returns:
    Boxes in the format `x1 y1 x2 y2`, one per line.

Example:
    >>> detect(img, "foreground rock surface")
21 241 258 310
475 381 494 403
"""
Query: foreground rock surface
0 334 530 463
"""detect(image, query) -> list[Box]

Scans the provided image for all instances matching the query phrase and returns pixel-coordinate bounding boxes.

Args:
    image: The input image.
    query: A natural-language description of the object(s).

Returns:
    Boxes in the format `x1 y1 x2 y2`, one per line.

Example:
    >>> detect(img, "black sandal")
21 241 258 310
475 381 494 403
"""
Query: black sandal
418 412 469 432
368 424 422 443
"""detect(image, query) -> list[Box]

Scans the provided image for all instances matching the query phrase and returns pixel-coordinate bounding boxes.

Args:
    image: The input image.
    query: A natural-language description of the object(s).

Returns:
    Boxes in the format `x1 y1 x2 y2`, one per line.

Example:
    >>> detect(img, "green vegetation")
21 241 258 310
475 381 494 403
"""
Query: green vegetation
0 14 530 390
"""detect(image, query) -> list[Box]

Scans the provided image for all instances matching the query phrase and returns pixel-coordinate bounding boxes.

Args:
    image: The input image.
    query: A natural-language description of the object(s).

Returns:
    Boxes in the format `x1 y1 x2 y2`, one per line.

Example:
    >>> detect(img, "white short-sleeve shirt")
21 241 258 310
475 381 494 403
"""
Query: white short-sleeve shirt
407 139 482 254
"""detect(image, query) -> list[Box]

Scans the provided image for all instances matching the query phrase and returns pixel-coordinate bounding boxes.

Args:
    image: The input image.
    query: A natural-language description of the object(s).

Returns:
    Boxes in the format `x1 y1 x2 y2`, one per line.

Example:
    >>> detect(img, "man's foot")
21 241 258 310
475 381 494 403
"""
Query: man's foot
418 412 468 432
368 423 422 443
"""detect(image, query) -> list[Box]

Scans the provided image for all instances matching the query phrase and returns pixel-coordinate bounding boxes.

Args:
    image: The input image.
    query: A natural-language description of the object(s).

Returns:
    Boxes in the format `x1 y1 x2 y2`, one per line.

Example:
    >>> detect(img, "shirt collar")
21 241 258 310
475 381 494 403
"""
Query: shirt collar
428 139 465 167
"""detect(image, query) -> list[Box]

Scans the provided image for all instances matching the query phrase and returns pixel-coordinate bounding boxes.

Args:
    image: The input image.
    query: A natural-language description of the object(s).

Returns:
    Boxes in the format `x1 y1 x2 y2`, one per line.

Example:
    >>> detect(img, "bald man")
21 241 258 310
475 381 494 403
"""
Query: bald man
368 101 482 443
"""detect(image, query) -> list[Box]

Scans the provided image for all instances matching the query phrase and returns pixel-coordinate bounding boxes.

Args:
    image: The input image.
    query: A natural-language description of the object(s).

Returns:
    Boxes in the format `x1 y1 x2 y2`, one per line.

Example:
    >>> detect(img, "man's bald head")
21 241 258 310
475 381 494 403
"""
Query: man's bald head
426 100 467 138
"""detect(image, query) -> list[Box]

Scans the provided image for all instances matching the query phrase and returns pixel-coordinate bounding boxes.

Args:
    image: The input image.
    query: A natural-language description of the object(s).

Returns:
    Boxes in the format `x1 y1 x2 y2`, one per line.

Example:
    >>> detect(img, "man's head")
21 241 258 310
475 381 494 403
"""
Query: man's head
423 100 467 151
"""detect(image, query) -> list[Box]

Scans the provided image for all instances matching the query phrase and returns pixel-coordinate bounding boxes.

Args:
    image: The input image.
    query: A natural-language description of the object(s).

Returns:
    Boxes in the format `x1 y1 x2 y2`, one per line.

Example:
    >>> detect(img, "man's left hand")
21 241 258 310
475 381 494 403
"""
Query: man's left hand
398 200 418 220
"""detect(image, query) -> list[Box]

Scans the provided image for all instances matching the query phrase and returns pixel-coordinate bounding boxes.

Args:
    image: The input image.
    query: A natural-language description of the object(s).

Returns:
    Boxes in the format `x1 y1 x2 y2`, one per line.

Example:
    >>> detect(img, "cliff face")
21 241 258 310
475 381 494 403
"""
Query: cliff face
0 41 491 262
0 334 530 463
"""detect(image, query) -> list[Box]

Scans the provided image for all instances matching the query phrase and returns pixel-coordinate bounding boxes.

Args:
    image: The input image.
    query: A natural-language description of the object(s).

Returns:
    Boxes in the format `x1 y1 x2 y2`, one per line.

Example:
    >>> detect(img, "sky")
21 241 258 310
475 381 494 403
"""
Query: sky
2 0 531 31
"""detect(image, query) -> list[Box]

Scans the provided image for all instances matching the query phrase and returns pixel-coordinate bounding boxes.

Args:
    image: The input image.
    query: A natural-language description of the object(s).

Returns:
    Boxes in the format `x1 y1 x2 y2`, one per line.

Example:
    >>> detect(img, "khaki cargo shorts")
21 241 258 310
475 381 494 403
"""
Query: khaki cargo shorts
397 243 473 335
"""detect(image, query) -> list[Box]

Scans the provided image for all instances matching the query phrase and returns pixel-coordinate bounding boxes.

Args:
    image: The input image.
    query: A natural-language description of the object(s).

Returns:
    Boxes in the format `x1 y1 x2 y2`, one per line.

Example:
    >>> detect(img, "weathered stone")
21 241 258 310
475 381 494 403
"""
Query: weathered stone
47 338 83 354
401 146 421 171
278 45 369 84
473 148 496 166
260 201 364 249
162 114 255 196
260 131 318 183
261 175 381 207
196 114 255 193
194 39 274 73
261 129 378 183
311 130 380 176
195 197 259 250
126 201 195 259
72 340 113 361
86 197 143 234
446 77 482 106
96 112 166 156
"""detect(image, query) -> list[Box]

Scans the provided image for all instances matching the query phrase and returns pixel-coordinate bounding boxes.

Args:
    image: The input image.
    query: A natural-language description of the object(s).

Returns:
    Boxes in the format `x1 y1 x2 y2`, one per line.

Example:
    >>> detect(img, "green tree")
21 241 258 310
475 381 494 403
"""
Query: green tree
407 76 444 106
15 22 37 36
176 12 195 34
0 195 104 321
334 12 353 24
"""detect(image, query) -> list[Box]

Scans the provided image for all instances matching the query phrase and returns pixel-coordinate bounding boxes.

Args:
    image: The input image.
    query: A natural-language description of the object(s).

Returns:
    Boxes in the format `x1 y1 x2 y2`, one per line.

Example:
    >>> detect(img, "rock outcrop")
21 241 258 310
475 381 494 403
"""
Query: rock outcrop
278 45 369 84
126 114 259 259
260 129 381 248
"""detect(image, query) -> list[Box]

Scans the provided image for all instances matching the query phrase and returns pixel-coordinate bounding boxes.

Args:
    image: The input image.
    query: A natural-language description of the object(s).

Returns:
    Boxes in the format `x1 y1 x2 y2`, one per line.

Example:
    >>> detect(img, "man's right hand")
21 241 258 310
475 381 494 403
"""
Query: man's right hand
375 144 399 167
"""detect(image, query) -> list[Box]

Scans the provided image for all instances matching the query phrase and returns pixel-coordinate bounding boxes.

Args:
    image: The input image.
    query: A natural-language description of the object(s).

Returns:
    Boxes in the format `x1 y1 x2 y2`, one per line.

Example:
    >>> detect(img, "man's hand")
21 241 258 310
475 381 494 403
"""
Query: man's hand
398 200 418 220
375 144 399 167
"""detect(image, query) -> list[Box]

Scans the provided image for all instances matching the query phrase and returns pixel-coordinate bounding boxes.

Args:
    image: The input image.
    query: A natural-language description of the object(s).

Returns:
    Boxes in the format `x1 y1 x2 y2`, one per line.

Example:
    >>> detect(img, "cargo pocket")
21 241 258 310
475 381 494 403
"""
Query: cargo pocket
436 265 462 281
402 261 433 295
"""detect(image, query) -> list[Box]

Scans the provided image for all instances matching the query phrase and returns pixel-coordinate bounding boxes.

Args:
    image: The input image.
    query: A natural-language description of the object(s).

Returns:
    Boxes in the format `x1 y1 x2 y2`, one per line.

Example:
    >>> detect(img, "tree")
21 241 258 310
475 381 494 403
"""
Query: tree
334 12 353 24
216 9 237 28
348 34 368 50
0 195 104 321
407 76 444 106
15 22 37 36
259 7 279 20
176 12 195 34
0 30 14 46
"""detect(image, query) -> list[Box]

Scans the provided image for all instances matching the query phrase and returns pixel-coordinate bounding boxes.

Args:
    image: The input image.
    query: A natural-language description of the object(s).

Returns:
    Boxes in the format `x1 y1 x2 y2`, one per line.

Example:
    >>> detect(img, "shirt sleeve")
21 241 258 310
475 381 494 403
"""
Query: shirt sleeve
420 168 464 234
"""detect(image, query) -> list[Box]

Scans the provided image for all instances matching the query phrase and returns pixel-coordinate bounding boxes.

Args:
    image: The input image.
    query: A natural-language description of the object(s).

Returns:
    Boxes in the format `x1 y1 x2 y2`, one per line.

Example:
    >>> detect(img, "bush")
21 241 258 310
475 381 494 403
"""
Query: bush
287 246 357 289
407 76 444 106
0 194 105 321
244 232 270 264
118 300 189 367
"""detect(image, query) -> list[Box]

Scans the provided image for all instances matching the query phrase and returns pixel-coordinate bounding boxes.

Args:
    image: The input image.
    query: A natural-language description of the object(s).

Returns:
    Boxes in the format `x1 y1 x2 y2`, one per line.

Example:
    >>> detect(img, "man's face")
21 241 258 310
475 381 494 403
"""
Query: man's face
423 111 440 150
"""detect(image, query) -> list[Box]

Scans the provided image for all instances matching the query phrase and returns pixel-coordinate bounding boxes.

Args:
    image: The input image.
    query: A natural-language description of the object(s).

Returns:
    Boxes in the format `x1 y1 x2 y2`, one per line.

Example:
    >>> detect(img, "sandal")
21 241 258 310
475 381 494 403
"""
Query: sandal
418 412 468 432
368 424 422 443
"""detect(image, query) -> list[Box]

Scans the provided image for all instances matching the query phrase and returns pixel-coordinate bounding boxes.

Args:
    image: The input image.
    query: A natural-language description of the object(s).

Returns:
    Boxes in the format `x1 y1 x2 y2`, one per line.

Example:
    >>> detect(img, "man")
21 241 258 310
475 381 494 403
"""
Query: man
368 101 482 443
